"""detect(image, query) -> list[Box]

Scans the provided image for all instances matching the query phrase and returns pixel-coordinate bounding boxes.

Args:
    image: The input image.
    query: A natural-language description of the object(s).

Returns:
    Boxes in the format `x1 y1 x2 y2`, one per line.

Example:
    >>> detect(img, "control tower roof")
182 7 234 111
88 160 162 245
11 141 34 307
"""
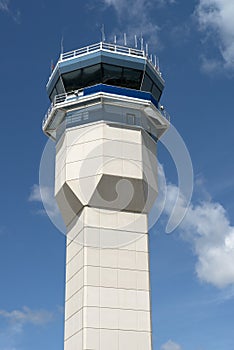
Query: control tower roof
46 42 165 104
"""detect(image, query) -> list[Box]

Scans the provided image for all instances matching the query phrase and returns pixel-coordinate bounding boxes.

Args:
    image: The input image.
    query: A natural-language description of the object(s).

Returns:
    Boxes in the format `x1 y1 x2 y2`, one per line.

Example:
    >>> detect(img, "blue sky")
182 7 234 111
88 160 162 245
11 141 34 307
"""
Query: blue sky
0 0 234 349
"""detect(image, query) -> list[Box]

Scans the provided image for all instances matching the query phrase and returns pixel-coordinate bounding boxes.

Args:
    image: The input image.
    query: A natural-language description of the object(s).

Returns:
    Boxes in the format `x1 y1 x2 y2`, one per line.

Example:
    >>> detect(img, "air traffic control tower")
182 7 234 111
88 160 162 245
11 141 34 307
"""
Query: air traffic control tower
43 41 169 350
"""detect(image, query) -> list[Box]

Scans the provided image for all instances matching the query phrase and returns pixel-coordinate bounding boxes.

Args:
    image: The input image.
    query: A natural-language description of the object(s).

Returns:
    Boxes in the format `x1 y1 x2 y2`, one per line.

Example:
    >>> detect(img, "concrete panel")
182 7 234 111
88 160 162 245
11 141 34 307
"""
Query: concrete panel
66 249 84 281
100 307 119 329
137 310 151 331
84 246 100 266
122 159 142 179
103 123 123 141
55 183 82 226
118 269 137 290
84 265 100 286
137 331 152 350
66 156 104 180
100 329 118 350
66 240 83 264
118 289 137 310
100 287 118 308
84 285 100 307
65 269 84 299
54 165 66 195
135 234 148 252
122 141 142 161
65 288 83 319
64 331 82 350
100 228 119 248
66 123 104 147
119 309 138 330
84 207 100 227
101 157 123 177
83 306 100 329
121 127 142 144
100 267 118 288
119 330 139 349
137 290 150 311
136 251 149 271
64 309 83 340
67 211 84 242
67 174 102 206
118 250 136 270
136 270 150 290
66 139 103 163
100 249 118 269
81 227 100 248
83 327 100 350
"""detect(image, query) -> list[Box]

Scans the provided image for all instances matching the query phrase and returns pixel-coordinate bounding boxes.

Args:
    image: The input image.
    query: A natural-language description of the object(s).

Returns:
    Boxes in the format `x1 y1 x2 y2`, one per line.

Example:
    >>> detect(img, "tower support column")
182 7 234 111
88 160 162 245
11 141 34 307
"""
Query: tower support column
54 121 158 350
64 207 152 350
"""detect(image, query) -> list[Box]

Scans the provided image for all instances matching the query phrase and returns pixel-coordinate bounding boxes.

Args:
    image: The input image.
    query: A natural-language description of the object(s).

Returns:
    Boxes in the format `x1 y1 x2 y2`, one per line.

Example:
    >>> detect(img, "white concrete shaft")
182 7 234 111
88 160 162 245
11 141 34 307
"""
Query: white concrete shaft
55 121 158 350
64 208 152 350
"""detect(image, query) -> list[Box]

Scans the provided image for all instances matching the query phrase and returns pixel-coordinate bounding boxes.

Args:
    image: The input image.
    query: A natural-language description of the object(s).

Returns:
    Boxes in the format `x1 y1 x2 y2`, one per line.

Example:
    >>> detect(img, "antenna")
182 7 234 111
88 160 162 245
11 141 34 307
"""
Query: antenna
50 59 54 73
150 54 153 62
154 55 157 67
135 35 137 48
141 34 144 51
157 57 160 71
101 24 106 42
61 36 64 54
146 43 149 57
114 35 117 44
124 33 127 46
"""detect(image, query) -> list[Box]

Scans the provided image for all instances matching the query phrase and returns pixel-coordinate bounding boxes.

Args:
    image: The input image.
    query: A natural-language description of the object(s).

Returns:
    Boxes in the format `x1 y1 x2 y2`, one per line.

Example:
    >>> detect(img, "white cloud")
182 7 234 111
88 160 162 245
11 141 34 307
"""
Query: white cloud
0 306 55 349
29 184 60 218
0 0 9 12
0 0 20 22
161 339 182 350
163 182 234 288
0 306 54 326
195 0 234 70
102 0 175 50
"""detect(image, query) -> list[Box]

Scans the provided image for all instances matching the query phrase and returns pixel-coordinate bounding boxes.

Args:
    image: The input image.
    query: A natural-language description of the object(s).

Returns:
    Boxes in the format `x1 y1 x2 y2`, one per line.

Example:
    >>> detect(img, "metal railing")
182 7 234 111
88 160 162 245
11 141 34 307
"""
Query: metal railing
60 42 145 61
42 89 84 128
42 86 170 129
59 42 162 77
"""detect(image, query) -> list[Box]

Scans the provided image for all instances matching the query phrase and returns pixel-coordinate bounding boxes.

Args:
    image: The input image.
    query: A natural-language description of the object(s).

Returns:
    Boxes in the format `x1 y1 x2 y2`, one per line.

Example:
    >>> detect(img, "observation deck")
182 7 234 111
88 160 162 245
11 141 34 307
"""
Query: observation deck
43 42 169 141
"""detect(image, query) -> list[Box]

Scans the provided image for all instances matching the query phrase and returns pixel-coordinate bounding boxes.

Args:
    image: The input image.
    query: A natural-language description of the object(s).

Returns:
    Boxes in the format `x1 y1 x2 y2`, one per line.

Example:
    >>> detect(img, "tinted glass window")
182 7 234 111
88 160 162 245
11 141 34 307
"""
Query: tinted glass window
55 77 65 94
122 68 142 89
103 64 123 86
103 64 142 89
62 64 101 92
62 69 82 91
82 64 101 87
61 63 143 92
152 84 162 101
49 88 57 102
141 74 153 92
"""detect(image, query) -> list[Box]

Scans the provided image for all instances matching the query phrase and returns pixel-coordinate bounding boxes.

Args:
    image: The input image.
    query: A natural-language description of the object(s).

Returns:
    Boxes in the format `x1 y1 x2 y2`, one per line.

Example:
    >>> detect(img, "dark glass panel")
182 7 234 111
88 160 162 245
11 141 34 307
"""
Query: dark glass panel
55 77 65 94
141 73 153 92
62 64 101 92
49 88 57 102
152 84 162 101
82 64 102 87
122 68 142 89
62 69 82 91
102 64 123 86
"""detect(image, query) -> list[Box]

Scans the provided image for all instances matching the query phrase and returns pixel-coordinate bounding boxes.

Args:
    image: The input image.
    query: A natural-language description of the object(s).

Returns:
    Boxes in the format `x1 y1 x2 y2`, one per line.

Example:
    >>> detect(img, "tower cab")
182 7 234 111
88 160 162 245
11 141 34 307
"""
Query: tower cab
43 42 169 141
